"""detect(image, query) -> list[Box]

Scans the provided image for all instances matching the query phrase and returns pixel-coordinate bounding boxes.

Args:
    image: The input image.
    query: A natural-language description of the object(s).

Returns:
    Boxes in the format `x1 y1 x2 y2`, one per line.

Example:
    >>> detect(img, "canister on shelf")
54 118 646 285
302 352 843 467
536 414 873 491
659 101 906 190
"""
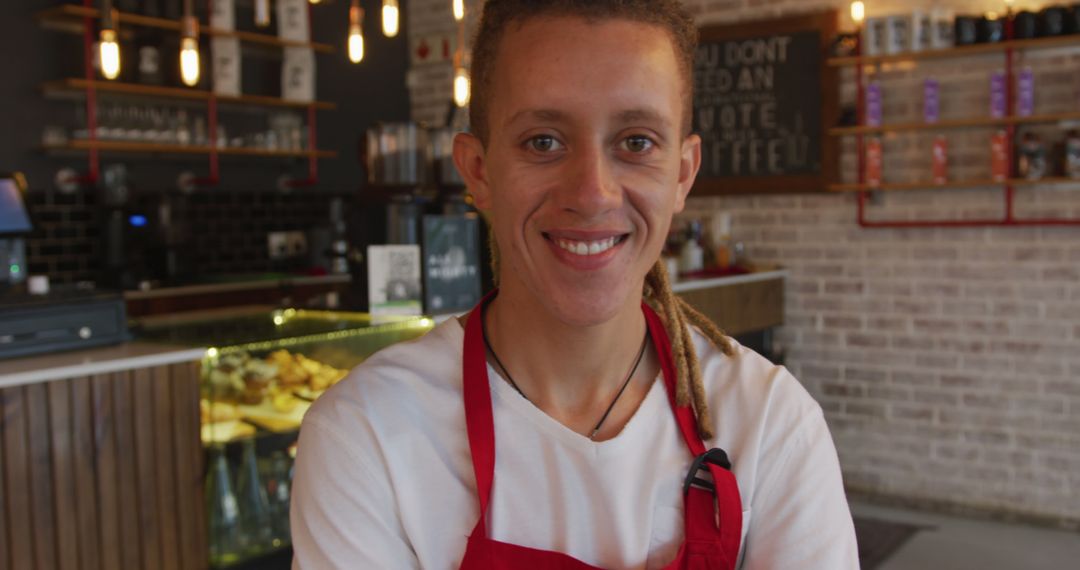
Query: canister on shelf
924 78 939 124
866 137 883 188
866 82 883 127
863 17 888 56
1065 130 1080 180
1017 68 1035 118
977 13 1005 43
1014 11 1039 39
910 10 932 52
1039 6 1067 36
990 71 1007 119
991 130 1010 182
1018 132 1047 181
954 15 979 45
885 15 910 54
930 7 955 49
932 135 948 185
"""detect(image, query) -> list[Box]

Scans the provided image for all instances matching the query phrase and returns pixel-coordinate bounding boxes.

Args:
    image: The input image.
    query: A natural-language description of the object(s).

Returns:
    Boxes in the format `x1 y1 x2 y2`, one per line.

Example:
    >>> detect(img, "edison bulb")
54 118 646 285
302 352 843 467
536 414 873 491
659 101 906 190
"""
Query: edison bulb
100 29 121 80
454 67 471 107
453 0 464 21
180 37 200 87
382 0 400 37
850 1 865 24
255 0 271 27
349 25 365 63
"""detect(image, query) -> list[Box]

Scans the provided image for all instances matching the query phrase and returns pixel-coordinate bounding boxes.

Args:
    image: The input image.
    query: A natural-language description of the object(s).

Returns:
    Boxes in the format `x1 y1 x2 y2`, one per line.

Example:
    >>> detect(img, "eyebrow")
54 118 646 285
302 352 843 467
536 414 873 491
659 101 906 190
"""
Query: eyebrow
614 108 670 129
503 108 672 130
504 109 570 129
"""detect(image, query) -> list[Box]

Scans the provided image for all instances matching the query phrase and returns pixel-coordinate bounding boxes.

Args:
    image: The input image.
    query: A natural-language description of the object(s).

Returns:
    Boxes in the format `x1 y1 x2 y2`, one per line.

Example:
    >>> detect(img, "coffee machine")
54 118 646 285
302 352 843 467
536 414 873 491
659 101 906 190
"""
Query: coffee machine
0 173 32 292
98 165 192 289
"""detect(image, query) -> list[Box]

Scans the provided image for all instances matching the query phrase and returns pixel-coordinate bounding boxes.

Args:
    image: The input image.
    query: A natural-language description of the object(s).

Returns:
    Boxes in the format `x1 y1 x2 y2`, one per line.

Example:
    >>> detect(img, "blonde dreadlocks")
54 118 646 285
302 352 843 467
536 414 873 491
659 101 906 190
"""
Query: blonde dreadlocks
643 260 736 440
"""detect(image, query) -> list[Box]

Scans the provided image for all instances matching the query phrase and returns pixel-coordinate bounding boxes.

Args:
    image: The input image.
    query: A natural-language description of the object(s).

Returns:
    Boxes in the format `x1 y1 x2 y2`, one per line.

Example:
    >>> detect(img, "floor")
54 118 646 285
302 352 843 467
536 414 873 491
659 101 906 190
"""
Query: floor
852 501 1080 570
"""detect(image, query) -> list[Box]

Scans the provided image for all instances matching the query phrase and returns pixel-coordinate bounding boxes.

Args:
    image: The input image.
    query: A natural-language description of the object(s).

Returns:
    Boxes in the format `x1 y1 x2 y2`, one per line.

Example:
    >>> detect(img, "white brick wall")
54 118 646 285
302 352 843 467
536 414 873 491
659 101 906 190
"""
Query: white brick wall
406 0 1080 525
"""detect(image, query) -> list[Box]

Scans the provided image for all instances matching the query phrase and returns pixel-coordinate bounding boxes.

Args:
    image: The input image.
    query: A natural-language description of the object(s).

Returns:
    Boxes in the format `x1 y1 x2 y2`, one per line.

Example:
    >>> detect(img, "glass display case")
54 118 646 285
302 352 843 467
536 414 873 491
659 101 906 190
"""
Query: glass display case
137 308 434 568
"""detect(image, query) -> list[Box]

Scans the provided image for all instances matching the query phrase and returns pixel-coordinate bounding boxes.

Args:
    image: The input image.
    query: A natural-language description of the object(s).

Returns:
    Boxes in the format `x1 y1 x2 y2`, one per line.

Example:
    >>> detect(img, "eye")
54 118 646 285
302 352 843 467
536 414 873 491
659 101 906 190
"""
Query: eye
526 135 564 153
622 135 655 153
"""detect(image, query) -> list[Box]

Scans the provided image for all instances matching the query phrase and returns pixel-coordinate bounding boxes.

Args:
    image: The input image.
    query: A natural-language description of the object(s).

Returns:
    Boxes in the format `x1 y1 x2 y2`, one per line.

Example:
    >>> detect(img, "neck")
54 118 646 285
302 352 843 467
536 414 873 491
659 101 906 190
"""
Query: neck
484 280 654 423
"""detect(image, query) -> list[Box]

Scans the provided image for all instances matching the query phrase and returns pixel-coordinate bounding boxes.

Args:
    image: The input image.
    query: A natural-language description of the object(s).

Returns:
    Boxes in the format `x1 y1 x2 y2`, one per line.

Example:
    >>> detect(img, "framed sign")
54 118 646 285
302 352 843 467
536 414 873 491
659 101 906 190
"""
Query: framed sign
692 11 839 194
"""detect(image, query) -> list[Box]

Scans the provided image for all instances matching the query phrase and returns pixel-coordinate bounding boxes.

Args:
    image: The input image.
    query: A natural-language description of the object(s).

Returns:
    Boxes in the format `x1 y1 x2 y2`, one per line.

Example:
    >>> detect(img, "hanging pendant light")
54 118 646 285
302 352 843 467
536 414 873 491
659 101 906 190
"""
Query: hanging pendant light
180 0 200 87
349 0 365 64
452 0 469 107
255 0 272 28
454 67 471 107
99 1 121 80
382 0 400 38
850 1 866 26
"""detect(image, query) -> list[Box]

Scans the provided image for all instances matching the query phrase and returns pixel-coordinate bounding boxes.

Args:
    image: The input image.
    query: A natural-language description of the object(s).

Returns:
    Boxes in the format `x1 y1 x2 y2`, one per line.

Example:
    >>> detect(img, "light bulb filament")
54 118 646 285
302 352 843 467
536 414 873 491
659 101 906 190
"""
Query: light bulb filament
181 37 200 87
100 29 121 80
454 67 471 108
382 0 400 38
349 25 365 63
349 3 365 64
851 1 866 25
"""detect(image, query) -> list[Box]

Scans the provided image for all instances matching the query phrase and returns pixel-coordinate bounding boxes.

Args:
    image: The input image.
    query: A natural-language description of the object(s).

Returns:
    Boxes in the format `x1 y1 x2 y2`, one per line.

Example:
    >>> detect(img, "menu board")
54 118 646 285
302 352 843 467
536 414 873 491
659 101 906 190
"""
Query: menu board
692 11 838 194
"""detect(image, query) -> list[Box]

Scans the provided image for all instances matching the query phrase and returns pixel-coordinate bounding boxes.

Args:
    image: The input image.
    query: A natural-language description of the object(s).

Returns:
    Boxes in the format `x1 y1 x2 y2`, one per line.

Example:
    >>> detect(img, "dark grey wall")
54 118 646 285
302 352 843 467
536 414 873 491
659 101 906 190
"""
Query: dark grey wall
2 1 413 285
1 0 411 193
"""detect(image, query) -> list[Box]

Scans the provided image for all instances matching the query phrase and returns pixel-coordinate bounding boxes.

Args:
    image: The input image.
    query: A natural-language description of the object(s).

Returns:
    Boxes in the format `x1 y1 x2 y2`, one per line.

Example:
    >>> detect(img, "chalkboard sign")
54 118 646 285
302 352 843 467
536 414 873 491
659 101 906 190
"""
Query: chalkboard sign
692 11 838 194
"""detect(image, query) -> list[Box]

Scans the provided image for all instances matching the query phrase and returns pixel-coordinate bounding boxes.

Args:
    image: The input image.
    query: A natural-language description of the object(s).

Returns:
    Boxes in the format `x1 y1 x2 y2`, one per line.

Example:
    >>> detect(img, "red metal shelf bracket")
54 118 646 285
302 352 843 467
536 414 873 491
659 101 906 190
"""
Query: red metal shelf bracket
853 11 1080 229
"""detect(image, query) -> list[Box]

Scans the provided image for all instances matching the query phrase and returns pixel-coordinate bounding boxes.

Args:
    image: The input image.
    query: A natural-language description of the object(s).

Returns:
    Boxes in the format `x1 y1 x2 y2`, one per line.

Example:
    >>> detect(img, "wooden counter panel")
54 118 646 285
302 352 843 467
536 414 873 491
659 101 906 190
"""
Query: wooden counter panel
677 277 784 336
153 365 181 570
2 385 34 570
0 362 205 570
47 380 79 570
70 377 102 570
133 367 163 570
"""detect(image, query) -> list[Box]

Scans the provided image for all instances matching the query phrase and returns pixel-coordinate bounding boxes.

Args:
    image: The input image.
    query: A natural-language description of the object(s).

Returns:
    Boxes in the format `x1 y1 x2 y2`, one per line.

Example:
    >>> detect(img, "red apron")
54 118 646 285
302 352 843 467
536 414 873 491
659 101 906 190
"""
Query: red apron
459 297 743 569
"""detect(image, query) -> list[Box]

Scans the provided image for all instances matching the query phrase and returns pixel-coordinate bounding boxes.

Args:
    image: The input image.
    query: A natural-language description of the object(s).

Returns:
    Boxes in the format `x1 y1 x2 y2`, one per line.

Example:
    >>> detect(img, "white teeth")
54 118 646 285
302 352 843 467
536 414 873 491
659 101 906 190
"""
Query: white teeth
555 237 619 256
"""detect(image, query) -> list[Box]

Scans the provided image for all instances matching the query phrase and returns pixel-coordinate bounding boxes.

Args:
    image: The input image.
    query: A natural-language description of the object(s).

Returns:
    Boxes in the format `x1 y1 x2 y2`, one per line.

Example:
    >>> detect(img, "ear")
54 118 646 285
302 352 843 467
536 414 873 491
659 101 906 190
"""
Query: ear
452 132 492 210
674 133 701 214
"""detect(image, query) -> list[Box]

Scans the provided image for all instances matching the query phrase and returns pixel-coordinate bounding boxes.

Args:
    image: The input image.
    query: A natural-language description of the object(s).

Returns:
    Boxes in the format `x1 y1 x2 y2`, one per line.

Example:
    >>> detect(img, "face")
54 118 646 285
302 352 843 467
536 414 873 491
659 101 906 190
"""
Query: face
454 16 700 327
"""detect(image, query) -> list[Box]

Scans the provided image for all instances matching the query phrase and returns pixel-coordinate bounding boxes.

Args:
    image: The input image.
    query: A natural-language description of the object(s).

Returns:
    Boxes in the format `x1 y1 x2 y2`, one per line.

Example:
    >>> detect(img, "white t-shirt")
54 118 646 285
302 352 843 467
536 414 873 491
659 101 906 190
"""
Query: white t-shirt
291 319 858 569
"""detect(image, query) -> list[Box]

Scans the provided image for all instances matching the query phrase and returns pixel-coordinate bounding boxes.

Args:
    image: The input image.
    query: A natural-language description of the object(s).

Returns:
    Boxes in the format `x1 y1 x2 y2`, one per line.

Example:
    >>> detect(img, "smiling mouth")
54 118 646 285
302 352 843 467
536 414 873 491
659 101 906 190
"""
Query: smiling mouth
543 233 629 256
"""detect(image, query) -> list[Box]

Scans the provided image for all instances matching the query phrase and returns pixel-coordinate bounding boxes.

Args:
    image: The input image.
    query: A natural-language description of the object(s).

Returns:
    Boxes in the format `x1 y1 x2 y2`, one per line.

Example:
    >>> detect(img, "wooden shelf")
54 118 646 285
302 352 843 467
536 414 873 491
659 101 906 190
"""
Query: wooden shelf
829 111 1080 136
828 34 1080 67
43 140 337 159
36 4 334 54
828 177 1080 192
41 79 336 110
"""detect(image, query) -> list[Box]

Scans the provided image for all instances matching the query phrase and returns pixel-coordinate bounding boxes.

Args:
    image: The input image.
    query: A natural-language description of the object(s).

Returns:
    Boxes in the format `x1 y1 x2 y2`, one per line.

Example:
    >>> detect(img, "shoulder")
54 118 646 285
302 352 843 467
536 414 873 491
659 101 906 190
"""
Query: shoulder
302 318 466 441
688 327 827 470
691 328 822 427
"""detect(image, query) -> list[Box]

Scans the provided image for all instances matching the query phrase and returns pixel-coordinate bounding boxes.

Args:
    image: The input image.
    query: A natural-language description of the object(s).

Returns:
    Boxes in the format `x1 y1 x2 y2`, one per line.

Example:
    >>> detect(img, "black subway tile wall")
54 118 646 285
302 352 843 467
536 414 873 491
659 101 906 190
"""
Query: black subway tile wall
24 189 99 285
24 189 345 286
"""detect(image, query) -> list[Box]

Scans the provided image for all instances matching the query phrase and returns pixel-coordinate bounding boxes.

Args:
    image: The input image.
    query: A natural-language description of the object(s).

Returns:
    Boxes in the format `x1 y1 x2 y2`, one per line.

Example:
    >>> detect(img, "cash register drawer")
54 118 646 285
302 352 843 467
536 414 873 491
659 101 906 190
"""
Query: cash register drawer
0 295 129 360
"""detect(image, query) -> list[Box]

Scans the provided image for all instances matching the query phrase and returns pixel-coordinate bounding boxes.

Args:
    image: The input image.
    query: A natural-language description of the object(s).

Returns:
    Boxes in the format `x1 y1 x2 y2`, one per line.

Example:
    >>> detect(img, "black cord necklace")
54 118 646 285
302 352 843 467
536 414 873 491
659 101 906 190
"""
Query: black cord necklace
481 315 650 440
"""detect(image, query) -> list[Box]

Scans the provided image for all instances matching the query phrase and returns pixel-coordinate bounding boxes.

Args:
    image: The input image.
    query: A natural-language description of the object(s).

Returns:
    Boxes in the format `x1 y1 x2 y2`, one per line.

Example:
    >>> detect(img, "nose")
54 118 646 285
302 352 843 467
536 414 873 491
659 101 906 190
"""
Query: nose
555 145 621 217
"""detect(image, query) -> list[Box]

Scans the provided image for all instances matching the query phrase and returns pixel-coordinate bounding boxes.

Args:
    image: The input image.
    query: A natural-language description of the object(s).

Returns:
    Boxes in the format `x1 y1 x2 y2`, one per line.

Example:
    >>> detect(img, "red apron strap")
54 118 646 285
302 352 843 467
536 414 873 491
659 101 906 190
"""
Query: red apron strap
462 291 500 538
642 302 743 557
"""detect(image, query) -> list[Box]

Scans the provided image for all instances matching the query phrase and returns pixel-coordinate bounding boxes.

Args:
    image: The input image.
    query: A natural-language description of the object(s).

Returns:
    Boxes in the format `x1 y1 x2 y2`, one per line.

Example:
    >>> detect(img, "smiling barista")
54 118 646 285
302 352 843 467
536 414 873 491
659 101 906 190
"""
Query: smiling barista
291 1 858 568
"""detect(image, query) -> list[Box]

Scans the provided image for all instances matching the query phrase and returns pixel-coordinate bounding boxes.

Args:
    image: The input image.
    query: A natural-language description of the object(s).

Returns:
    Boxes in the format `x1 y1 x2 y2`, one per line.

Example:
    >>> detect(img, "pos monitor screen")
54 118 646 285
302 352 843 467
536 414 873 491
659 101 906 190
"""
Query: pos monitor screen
0 176 32 236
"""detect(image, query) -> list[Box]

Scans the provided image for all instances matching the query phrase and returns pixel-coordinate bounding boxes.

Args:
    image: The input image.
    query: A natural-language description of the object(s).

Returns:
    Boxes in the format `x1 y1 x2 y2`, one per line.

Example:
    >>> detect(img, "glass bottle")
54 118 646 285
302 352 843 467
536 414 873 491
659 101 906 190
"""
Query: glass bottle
235 438 274 556
205 444 243 567
265 451 293 547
